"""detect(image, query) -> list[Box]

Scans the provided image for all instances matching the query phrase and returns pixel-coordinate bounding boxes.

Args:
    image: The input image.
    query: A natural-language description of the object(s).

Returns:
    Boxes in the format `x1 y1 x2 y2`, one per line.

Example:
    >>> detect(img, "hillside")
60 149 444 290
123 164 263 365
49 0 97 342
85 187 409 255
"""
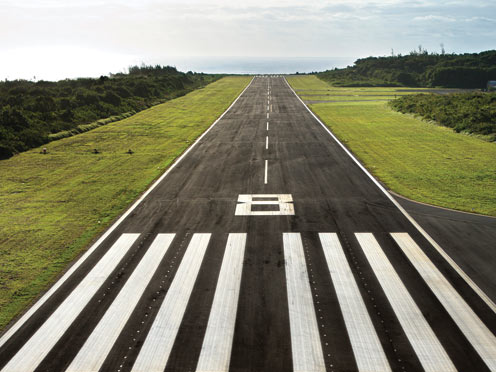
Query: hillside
318 49 496 88
0 66 221 159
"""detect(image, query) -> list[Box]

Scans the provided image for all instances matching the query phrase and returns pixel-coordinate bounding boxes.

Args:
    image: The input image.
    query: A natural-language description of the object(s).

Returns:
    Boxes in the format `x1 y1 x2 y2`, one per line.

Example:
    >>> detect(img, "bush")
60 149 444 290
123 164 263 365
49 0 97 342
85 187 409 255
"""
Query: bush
389 92 496 138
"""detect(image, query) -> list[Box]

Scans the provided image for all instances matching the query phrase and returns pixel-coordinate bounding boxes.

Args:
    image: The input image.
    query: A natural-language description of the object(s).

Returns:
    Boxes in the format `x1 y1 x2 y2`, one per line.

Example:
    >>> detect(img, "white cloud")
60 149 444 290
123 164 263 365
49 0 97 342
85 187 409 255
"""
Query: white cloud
413 15 457 22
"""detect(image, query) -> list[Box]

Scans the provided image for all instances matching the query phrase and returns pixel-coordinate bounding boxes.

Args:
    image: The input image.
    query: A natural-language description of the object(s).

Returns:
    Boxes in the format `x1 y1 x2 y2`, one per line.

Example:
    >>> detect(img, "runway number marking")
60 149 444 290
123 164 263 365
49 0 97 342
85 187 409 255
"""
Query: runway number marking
235 194 295 216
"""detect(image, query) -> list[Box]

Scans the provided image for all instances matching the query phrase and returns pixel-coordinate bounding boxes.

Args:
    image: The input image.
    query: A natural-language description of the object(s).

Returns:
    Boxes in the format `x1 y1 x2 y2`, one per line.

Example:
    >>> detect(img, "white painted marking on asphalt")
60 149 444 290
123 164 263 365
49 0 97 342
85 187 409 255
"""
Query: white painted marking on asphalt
2 234 140 372
131 234 211 372
267 105 270 112
196 233 247 372
266 136 269 150
355 233 456 372
267 112 269 119
264 159 268 184
0 78 255 351
235 194 295 216
319 233 391 372
67 234 175 372
283 233 326 372
284 77 496 313
267 121 269 131
391 233 496 371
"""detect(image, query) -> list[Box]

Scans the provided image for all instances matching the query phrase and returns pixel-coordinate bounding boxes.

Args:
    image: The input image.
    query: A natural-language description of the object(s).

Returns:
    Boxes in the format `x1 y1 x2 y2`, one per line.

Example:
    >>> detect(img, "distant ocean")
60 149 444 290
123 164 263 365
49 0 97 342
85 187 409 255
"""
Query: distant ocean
161 56 355 75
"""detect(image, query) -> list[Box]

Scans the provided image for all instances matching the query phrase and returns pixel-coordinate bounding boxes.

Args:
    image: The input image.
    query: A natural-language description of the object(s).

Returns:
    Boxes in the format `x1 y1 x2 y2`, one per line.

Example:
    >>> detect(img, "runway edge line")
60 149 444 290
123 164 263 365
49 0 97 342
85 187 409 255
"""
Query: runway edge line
0 77 255 346
283 77 496 313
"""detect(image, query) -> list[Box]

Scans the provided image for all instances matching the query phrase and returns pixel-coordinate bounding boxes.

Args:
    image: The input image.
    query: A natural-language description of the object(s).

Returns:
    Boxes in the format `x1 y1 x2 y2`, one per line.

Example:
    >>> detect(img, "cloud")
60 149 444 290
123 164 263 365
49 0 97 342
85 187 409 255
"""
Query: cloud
413 15 457 22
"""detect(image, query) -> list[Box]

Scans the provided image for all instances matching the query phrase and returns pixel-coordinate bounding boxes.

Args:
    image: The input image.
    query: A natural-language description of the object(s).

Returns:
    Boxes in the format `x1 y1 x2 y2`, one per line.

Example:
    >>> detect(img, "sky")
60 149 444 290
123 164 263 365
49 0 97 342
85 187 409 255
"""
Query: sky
0 0 495 80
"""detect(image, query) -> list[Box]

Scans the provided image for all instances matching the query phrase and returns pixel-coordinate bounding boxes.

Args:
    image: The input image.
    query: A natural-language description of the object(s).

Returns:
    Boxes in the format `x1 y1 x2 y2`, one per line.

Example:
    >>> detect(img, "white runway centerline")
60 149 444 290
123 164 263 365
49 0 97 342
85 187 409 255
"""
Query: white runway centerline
266 121 269 131
319 233 391 372
67 234 175 372
283 233 326 372
131 234 211 372
391 233 496 371
264 160 268 184
265 136 269 150
2 234 140 372
267 112 269 119
355 233 456 372
196 233 247 372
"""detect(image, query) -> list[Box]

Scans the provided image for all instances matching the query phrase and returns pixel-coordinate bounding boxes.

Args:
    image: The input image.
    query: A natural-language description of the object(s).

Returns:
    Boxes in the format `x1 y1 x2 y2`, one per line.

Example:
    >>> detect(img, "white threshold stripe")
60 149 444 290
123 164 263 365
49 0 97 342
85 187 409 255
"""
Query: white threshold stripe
355 233 456 372
391 233 496 371
131 234 211 372
0 78 255 350
196 233 247 372
283 233 326 372
266 136 269 150
264 160 268 184
283 77 495 314
67 234 175 372
319 233 391 372
1 234 140 372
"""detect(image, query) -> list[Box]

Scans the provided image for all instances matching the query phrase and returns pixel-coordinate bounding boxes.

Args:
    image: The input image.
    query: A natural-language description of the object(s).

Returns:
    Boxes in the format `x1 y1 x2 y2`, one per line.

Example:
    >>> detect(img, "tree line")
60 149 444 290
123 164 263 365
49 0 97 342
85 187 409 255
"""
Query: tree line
0 65 221 159
318 50 496 88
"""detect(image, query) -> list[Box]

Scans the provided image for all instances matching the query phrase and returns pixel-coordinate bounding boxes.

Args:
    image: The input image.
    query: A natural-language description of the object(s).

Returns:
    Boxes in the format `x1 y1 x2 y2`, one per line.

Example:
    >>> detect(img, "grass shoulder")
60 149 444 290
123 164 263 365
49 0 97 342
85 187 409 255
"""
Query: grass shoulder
0 76 251 330
287 75 496 216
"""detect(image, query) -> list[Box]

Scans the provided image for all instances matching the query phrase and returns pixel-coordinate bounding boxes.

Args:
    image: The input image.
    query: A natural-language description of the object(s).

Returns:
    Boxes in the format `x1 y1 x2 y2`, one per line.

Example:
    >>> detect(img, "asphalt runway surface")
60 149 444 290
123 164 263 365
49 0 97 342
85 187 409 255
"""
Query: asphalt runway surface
0 76 494 372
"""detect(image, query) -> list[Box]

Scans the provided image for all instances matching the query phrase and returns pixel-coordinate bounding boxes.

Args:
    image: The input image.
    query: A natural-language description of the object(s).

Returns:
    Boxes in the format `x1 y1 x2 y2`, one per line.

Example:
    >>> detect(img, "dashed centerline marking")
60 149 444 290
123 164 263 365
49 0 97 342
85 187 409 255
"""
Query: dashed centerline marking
265 136 269 150
264 160 268 184
267 121 269 131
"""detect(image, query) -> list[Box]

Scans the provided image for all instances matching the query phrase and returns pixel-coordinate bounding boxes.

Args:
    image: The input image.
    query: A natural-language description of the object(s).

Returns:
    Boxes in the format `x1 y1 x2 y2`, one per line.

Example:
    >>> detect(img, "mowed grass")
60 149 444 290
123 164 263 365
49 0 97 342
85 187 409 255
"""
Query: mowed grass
0 76 251 330
287 75 496 216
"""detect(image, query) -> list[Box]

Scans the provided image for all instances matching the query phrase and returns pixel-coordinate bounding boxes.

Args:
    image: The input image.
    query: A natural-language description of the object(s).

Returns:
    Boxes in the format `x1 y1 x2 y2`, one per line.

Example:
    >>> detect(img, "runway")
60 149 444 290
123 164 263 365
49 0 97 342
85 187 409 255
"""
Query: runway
0 76 494 372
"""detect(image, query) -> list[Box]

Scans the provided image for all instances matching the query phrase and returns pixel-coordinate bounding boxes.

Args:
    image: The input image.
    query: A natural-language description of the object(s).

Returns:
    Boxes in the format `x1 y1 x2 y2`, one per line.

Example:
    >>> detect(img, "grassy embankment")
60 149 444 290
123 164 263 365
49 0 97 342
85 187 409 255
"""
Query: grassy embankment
0 76 251 330
287 75 496 216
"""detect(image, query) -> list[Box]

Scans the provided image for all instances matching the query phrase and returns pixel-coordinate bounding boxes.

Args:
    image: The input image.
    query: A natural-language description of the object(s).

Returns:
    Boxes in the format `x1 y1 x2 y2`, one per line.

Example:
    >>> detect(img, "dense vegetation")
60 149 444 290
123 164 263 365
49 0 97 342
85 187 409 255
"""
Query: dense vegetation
389 92 496 140
0 65 221 159
318 49 496 88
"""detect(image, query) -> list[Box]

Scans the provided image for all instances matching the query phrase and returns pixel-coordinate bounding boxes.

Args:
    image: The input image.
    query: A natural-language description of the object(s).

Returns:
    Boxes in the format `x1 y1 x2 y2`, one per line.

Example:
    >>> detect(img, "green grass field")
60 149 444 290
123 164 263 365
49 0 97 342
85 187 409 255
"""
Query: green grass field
287 75 496 216
0 76 251 330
